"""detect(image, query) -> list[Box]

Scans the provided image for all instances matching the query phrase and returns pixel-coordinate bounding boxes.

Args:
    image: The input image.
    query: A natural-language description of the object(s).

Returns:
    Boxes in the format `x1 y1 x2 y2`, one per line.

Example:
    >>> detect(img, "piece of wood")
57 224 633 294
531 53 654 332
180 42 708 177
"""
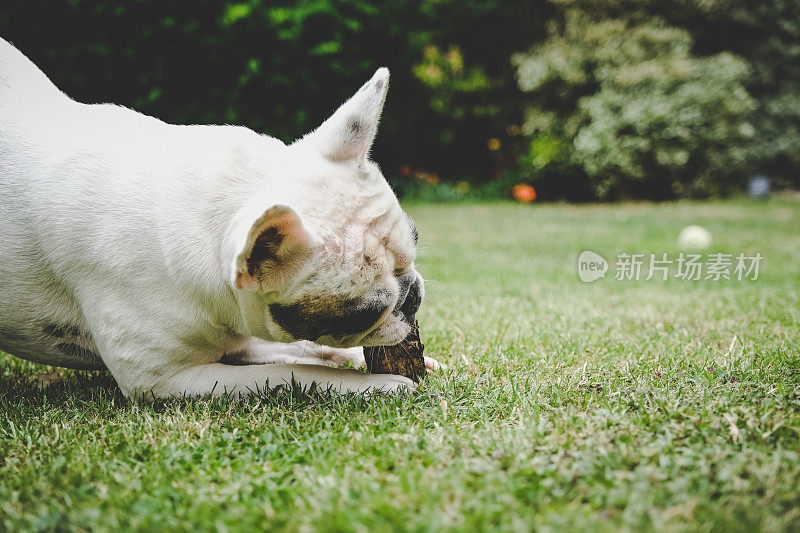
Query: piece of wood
363 320 426 383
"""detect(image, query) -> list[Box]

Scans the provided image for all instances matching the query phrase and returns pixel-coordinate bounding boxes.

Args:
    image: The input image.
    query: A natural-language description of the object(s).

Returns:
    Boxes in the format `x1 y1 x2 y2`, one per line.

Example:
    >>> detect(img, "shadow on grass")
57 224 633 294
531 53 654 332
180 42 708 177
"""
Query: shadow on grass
0 365 477 420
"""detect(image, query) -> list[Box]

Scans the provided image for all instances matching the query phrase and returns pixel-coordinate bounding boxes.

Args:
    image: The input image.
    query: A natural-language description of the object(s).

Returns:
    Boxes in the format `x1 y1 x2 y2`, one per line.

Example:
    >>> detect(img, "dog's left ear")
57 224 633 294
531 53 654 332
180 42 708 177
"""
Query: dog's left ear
232 205 321 292
298 68 389 166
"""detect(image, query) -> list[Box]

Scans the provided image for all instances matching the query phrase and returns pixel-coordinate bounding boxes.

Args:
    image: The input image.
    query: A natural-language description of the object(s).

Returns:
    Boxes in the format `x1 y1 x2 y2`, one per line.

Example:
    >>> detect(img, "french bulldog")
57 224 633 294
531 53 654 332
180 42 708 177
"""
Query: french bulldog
0 38 438 399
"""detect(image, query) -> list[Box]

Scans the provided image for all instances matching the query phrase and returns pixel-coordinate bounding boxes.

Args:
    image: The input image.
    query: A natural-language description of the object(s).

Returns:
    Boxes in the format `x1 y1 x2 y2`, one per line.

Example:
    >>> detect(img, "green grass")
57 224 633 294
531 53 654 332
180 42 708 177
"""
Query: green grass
2 196 800 532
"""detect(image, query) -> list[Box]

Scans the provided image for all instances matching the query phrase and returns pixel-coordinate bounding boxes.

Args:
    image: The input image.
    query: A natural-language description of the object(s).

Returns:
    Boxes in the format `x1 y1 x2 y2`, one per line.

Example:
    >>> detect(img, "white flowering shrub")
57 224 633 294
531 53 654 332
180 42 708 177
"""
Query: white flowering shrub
513 13 756 199
545 0 800 188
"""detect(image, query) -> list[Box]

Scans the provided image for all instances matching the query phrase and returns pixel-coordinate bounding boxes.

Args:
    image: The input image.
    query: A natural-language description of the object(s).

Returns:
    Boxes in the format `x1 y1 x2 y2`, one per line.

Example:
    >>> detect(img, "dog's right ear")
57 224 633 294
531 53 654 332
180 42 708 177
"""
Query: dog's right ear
296 68 389 167
232 205 320 291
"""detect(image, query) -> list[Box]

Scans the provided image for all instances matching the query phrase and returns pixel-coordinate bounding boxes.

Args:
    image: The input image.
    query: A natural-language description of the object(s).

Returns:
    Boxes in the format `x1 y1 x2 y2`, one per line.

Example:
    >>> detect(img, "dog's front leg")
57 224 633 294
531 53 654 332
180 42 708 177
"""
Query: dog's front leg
148 362 416 399
222 338 366 367
225 338 444 371
99 342 414 400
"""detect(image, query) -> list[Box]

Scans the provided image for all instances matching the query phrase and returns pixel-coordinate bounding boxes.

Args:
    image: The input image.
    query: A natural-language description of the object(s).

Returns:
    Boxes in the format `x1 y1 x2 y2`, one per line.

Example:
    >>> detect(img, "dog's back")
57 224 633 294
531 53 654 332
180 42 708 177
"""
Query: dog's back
0 38 253 371
0 38 69 125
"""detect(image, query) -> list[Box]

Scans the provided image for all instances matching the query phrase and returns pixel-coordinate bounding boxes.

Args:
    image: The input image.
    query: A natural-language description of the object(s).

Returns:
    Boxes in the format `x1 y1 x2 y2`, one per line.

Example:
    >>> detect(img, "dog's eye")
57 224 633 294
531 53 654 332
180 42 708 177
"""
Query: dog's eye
393 250 416 275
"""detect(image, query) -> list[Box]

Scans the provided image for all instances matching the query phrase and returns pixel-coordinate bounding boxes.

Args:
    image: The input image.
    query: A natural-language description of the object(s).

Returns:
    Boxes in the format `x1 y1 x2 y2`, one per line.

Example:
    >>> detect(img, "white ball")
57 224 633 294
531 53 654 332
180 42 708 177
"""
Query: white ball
677 225 712 251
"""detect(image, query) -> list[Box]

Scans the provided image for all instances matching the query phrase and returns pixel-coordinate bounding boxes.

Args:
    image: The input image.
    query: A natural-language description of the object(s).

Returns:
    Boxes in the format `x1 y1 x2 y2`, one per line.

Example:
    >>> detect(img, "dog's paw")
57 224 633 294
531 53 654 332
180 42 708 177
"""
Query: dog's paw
366 373 417 394
424 356 445 372
343 372 416 395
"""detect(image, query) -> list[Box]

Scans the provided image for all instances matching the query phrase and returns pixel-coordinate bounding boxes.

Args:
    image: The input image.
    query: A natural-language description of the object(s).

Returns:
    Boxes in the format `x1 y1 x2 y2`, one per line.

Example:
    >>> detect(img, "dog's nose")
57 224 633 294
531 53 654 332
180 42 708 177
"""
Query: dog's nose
398 277 422 319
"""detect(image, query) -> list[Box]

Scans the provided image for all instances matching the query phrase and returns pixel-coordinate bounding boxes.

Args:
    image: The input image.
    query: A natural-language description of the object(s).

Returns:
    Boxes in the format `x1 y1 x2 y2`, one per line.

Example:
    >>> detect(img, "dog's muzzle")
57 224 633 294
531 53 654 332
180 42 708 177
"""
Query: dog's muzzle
395 275 422 324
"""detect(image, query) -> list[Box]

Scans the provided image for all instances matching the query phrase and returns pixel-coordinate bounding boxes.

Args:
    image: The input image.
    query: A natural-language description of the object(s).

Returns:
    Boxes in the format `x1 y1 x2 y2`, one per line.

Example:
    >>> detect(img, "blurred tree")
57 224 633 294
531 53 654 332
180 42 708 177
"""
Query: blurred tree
513 12 755 199
407 0 554 183
0 0 549 187
548 0 800 188
7 1 787 199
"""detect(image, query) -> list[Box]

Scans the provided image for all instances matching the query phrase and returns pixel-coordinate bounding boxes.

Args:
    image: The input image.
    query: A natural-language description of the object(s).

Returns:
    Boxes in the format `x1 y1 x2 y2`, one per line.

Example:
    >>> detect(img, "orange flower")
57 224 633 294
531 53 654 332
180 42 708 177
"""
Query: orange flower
512 184 537 203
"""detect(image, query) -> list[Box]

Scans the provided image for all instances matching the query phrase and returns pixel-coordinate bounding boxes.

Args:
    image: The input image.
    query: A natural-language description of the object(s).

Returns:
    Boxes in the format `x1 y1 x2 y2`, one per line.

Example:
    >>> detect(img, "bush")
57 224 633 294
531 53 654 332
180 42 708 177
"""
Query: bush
513 12 755 200
4 1 792 198
0 0 550 187
546 0 800 188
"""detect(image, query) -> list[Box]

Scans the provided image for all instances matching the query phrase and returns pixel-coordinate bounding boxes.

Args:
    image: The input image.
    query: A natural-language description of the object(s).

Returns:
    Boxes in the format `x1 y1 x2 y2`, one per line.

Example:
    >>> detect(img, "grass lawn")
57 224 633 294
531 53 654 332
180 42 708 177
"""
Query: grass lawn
2 196 799 531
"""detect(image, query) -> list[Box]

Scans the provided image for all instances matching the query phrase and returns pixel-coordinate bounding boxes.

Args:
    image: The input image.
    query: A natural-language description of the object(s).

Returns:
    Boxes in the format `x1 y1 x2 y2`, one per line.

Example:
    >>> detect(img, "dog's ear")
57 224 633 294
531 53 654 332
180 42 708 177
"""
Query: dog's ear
232 205 320 291
298 67 389 166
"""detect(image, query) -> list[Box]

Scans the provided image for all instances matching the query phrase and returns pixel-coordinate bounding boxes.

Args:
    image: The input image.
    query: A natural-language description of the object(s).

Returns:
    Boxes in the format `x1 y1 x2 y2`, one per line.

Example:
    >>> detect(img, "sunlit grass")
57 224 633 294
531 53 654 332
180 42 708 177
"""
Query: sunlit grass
2 196 799 531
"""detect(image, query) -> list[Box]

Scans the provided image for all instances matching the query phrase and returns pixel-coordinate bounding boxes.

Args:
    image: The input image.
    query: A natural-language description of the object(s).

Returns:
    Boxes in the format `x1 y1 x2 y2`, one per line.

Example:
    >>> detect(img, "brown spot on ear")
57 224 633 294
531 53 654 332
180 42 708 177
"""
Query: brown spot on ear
348 118 362 134
247 226 283 278
375 79 384 91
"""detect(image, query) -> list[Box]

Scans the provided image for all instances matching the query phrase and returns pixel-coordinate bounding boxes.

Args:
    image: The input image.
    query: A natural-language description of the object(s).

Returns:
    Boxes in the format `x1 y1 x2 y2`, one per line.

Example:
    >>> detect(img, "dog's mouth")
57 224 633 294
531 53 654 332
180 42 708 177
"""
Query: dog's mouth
275 279 420 348
311 310 408 348
358 281 421 347
357 312 413 347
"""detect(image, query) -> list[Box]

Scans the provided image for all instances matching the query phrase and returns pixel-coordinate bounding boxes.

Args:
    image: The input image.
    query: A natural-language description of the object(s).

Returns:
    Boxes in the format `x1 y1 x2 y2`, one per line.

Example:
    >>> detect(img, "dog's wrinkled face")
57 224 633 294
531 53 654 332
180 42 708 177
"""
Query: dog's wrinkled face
230 68 423 347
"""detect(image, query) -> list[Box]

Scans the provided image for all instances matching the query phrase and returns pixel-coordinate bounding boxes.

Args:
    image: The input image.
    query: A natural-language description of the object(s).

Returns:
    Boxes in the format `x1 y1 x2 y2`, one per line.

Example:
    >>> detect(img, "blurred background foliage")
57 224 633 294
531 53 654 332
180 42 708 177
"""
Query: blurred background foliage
1 0 797 201
513 12 755 200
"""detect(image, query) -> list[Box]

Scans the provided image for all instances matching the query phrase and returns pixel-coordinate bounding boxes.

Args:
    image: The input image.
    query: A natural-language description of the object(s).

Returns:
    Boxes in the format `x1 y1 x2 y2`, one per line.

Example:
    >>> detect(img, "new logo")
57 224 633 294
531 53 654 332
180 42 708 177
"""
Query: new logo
578 251 608 282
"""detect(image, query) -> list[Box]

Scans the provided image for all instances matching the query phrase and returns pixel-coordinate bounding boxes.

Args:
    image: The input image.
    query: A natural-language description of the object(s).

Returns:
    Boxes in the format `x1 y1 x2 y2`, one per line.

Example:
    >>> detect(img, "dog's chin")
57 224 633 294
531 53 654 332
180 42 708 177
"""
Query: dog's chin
359 316 412 347
309 315 412 348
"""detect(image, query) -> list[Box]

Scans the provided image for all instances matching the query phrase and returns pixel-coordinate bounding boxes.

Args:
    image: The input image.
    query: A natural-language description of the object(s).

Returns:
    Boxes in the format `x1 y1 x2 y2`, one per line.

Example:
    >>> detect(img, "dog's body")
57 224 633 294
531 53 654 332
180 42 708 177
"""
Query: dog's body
0 38 431 398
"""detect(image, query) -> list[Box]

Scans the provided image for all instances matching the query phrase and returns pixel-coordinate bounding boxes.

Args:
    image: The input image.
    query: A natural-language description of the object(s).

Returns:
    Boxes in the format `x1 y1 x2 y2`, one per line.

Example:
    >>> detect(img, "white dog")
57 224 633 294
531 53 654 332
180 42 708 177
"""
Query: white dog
0 38 437 399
